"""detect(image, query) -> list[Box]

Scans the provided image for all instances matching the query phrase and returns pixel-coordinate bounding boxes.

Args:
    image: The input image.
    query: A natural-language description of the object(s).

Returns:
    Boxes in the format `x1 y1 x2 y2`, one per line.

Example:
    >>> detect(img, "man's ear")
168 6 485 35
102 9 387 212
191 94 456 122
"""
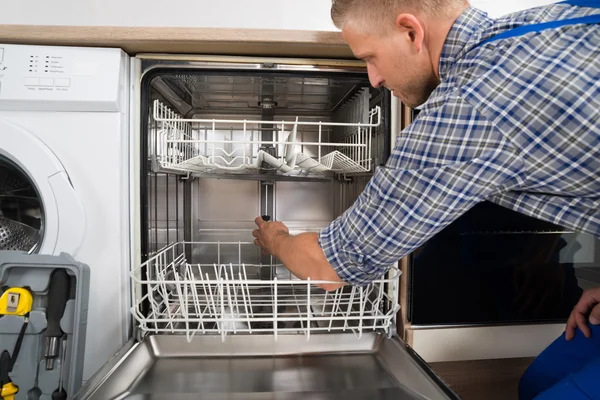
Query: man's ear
394 13 425 52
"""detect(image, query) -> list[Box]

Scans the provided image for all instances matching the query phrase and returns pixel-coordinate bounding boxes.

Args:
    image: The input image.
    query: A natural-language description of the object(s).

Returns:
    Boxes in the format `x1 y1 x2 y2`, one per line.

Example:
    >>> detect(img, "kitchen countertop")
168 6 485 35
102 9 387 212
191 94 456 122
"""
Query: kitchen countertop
0 25 355 59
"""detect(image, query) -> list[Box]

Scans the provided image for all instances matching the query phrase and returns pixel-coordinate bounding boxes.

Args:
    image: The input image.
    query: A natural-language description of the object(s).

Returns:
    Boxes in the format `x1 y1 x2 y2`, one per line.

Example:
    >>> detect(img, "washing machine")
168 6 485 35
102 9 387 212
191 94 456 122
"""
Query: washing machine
0 44 131 381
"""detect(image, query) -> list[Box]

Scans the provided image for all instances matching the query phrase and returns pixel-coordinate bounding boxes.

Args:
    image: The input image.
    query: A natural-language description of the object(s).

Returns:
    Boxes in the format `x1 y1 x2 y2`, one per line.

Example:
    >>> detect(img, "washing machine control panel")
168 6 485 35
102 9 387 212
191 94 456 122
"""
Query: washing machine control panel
0 44 127 112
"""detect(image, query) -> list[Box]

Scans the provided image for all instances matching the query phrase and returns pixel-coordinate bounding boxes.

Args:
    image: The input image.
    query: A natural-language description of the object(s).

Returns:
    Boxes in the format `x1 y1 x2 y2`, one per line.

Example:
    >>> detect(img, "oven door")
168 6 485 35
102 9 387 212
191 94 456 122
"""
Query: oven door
408 201 600 327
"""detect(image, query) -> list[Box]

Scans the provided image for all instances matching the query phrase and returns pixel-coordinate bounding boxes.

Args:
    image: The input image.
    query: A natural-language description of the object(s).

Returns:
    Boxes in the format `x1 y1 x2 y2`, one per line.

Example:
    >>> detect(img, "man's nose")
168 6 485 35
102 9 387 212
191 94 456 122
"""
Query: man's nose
367 65 384 88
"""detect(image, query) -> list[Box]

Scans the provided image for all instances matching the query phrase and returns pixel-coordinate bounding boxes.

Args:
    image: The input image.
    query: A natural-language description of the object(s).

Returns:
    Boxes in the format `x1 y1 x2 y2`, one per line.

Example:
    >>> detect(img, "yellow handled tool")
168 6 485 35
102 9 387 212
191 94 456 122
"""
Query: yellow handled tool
0 287 33 398
0 288 33 317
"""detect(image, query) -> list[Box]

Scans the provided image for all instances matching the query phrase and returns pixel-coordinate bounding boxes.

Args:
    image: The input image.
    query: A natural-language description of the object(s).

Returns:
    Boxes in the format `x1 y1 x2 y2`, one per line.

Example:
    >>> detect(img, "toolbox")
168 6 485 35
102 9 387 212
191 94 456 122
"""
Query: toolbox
0 252 89 400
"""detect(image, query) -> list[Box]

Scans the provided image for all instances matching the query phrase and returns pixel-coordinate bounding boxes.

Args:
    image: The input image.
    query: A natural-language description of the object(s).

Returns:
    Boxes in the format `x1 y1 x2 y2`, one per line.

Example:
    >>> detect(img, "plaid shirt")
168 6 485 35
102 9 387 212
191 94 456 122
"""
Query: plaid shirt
318 2 600 286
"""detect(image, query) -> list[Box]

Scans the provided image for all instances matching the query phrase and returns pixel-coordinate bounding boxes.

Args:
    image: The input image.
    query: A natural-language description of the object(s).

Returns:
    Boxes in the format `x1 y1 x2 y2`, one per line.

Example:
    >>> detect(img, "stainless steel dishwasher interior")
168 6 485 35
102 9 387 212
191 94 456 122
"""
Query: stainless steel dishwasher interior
75 334 453 400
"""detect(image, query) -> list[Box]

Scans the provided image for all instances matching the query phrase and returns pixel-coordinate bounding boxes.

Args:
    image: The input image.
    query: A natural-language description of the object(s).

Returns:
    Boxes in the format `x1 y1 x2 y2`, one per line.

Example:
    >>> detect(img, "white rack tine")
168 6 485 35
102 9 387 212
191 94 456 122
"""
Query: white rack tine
358 287 365 338
217 241 221 266
274 277 278 342
291 283 304 331
243 121 247 162
374 281 385 308
205 271 219 328
219 268 226 341
157 261 173 331
230 263 241 319
239 268 252 334
306 278 311 341
171 261 189 339
328 288 342 331
211 121 216 163
224 270 236 335
238 242 242 274
375 283 384 329
344 286 357 332
242 263 254 317
191 264 206 335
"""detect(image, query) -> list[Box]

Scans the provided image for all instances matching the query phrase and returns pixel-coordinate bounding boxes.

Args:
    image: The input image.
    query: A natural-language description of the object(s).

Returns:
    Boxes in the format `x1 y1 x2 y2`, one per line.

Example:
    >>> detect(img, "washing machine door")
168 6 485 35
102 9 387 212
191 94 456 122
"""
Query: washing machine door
0 119 85 255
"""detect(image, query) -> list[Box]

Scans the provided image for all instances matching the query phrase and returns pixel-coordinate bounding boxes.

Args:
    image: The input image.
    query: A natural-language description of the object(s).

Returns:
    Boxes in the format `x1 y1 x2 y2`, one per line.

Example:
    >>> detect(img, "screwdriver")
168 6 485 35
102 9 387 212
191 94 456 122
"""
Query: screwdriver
51 339 67 400
44 269 69 370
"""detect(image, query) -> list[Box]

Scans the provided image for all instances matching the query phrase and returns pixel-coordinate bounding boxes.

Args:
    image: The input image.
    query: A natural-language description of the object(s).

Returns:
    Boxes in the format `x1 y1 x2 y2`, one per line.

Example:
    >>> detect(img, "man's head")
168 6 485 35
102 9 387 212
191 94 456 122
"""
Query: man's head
331 0 468 108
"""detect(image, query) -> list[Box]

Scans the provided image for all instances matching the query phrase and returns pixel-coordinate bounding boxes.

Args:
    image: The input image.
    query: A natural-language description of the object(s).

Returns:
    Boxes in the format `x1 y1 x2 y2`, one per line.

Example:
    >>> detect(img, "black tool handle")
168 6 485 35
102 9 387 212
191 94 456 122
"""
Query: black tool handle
46 269 69 337
51 389 67 400
0 350 10 384
261 215 271 222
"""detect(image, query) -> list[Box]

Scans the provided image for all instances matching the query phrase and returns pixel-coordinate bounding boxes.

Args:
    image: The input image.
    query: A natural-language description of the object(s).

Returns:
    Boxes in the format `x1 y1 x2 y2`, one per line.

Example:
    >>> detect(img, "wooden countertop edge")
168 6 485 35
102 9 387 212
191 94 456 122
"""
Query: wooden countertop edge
0 25 356 58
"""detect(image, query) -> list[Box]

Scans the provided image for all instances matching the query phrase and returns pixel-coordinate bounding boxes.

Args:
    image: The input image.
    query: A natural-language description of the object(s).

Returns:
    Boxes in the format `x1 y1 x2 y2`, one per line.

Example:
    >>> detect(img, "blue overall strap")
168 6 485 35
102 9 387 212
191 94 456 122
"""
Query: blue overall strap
478 0 600 47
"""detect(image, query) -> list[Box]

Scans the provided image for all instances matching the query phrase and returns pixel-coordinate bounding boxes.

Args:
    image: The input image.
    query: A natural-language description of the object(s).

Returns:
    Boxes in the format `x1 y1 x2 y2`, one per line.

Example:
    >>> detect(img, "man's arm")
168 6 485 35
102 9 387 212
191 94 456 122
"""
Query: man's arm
254 95 525 287
252 220 345 291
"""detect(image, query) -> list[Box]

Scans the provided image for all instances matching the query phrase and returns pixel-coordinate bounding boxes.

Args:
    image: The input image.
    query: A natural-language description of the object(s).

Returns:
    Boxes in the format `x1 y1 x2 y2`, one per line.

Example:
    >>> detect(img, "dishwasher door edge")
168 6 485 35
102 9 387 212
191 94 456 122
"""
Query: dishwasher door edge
383 335 462 400
73 333 461 400
73 338 145 400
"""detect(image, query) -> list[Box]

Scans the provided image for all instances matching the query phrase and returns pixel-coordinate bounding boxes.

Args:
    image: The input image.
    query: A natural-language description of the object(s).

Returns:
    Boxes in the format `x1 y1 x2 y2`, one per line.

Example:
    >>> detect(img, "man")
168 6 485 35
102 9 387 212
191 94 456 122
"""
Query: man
253 0 600 398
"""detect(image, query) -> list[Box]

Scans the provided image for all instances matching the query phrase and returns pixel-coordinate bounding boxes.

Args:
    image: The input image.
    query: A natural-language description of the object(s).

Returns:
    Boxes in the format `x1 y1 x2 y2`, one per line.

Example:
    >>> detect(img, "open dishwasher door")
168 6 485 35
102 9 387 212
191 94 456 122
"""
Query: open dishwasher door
74 333 459 400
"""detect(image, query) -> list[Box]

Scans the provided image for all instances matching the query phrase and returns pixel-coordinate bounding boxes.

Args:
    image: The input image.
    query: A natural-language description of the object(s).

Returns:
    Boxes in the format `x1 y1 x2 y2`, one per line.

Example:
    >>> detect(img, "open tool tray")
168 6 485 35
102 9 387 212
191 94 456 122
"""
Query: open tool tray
0 252 90 400
130 240 400 342
149 98 382 178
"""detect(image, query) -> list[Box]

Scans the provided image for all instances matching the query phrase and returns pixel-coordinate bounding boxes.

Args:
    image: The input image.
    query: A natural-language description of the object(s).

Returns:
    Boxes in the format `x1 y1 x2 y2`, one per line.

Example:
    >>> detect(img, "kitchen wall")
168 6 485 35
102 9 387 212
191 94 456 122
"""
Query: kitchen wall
0 0 560 29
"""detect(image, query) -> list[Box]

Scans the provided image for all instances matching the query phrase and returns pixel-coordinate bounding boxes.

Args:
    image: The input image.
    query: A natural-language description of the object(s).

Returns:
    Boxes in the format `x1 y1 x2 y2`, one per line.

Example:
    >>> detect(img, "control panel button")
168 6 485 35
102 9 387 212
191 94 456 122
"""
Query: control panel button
54 78 70 87
39 78 54 87
25 77 39 86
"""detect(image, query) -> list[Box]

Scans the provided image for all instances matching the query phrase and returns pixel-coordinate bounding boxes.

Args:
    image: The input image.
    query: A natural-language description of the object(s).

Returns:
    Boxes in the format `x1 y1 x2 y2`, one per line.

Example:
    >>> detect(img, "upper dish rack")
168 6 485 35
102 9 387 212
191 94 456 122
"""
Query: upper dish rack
149 97 382 177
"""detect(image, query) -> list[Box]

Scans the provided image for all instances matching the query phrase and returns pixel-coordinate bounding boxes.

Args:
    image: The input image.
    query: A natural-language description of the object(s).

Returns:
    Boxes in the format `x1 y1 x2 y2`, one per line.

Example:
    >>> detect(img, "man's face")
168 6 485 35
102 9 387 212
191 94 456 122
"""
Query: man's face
342 23 439 109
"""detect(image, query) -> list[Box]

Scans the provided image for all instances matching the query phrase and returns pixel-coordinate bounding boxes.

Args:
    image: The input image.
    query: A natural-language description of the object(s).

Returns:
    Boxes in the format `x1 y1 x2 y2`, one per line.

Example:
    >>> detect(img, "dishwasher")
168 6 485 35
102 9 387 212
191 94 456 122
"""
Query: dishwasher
74 55 461 400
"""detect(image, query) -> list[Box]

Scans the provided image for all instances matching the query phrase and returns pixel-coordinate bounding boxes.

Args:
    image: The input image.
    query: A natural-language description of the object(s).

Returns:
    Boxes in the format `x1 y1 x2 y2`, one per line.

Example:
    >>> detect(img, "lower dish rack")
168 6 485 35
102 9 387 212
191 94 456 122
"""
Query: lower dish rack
130 240 400 342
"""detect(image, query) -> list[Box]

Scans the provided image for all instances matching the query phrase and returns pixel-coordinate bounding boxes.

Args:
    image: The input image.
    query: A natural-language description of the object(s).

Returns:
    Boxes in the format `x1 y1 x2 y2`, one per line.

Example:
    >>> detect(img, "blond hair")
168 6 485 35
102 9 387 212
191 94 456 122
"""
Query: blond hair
331 0 466 34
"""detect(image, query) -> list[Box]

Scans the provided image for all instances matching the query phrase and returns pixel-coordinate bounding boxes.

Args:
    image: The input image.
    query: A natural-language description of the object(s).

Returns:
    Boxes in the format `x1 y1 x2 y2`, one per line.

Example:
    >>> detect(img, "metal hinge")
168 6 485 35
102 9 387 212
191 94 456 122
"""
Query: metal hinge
134 326 147 343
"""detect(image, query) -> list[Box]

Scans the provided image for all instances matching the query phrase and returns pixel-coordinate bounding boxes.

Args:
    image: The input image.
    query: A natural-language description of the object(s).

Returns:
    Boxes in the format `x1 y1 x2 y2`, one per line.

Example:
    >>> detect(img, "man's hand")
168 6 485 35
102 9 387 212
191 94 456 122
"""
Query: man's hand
566 286 600 340
252 217 289 257
251 217 346 291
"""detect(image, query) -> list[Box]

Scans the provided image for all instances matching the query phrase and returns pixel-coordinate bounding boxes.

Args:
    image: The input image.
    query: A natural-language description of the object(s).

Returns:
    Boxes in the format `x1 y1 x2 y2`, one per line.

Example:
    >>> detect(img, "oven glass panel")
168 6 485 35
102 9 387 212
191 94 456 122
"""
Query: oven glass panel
408 201 600 326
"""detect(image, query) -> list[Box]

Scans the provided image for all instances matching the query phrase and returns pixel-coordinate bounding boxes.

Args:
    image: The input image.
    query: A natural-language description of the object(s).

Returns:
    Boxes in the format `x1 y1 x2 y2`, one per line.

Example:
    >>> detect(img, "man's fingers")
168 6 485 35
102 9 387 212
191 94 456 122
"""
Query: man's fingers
589 303 600 326
565 312 578 340
255 216 265 227
573 291 597 314
575 311 592 339
252 229 259 238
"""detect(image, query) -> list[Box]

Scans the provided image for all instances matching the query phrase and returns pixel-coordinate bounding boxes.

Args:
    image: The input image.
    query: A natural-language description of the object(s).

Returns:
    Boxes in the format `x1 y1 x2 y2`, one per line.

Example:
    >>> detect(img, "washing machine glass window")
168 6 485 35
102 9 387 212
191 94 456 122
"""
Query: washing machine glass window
0 155 44 253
